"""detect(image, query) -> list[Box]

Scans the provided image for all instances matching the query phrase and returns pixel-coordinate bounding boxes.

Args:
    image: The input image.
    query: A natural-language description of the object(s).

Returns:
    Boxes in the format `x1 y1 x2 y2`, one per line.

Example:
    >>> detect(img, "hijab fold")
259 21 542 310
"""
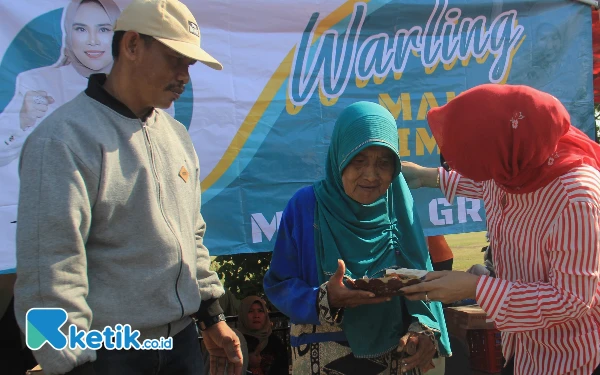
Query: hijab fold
427 84 600 194
313 101 450 358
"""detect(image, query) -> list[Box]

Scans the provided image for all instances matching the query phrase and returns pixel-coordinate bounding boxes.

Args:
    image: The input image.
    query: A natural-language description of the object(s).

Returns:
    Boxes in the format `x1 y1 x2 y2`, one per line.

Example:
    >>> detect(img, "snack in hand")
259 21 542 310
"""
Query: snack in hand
345 268 427 297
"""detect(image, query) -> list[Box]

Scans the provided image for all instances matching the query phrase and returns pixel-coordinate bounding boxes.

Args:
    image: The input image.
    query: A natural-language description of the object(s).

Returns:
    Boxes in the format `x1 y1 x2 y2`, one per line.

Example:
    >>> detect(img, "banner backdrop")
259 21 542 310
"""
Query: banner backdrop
0 0 593 271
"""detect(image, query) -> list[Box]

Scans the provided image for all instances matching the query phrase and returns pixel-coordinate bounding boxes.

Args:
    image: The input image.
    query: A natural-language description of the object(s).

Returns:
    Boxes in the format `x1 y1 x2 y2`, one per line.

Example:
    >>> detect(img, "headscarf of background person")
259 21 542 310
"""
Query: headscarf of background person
237 296 272 353
428 84 600 194
59 0 121 77
313 101 451 358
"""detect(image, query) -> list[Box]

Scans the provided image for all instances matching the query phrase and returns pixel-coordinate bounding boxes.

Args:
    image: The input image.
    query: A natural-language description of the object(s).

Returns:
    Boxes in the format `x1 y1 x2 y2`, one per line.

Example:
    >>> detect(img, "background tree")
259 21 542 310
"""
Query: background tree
213 252 274 308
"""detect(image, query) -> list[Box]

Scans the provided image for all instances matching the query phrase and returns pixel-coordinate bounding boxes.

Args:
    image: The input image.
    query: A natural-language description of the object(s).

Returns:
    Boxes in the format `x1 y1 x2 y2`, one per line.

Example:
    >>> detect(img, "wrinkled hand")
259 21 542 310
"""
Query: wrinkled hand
202 321 243 375
20 90 55 130
400 161 437 189
327 259 390 309
397 332 436 373
401 271 480 304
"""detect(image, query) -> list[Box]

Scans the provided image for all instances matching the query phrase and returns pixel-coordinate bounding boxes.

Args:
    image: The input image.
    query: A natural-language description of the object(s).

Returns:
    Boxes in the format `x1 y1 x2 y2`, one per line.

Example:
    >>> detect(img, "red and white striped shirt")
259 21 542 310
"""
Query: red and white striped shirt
441 165 600 375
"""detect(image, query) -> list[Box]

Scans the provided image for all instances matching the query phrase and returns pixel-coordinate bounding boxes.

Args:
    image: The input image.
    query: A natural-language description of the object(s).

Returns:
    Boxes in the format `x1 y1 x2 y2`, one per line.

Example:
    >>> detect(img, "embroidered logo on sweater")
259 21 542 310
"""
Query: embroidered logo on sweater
179 166 189 182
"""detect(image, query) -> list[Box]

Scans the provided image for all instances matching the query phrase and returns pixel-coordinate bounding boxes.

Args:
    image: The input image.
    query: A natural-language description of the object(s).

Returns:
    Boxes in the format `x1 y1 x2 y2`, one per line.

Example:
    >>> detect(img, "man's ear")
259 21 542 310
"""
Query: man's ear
120 31 145 61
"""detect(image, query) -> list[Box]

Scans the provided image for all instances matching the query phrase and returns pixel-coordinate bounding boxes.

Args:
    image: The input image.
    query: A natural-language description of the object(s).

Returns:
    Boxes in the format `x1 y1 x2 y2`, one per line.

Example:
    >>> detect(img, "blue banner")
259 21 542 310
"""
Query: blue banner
200 0 593 255
0 0 593 265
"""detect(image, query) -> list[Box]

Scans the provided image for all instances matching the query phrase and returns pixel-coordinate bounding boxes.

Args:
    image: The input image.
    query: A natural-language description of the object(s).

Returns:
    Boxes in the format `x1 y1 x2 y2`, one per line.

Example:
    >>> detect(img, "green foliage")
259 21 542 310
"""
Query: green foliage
213 252 273 304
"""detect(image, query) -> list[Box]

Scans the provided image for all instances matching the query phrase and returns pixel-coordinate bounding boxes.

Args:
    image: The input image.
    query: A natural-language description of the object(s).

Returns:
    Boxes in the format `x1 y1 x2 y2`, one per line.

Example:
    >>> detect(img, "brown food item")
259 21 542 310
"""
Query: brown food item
345 273 421 297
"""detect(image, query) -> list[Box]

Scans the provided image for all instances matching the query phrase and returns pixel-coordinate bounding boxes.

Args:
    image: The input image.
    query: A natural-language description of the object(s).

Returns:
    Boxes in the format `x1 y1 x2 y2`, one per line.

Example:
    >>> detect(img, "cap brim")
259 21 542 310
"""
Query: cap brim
155 37 223 70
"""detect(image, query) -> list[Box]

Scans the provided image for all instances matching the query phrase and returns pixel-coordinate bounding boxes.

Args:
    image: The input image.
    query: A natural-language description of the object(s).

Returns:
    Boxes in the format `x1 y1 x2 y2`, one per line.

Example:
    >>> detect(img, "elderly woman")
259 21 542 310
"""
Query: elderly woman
401 84 600 375
264 101 451 375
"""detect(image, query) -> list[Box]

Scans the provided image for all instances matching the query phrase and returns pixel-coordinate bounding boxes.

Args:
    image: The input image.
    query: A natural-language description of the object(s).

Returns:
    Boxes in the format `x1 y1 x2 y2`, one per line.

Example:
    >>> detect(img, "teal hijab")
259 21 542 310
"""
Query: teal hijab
313 101 451 358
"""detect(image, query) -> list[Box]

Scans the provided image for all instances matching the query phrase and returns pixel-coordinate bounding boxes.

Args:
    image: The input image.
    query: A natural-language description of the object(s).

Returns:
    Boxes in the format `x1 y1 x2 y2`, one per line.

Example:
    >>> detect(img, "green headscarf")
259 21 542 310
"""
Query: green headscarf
313 101 451 358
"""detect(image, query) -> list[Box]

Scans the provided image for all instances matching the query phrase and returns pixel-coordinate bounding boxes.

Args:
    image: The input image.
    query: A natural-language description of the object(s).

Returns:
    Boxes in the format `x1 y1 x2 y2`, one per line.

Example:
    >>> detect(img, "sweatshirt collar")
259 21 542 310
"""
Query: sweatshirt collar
85 74 153 121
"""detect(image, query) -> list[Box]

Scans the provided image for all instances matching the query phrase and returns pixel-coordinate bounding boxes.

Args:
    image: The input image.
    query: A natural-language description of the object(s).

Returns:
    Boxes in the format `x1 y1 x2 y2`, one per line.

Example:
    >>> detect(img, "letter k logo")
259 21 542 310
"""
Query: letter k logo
26 308 68 350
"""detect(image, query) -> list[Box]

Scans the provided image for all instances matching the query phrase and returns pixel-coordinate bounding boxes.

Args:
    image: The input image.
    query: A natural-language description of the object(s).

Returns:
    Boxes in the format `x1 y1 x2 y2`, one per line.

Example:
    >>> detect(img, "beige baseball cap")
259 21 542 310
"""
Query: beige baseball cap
114 0 222 70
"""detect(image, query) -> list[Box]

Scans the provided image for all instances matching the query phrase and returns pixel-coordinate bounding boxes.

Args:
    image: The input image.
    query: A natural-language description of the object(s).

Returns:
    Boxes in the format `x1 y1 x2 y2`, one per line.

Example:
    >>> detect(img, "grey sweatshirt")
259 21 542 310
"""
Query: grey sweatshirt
14 78 224 374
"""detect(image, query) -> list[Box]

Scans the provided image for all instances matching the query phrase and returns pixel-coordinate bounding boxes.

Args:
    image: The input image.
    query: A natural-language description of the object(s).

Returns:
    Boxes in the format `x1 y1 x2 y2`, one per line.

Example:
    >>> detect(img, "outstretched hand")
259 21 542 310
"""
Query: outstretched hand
401 271 480 304
327 259 391 309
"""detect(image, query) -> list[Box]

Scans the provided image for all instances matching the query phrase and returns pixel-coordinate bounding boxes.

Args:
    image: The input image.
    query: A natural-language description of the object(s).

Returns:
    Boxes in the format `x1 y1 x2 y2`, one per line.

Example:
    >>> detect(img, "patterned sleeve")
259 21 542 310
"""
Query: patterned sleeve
317 282 344 325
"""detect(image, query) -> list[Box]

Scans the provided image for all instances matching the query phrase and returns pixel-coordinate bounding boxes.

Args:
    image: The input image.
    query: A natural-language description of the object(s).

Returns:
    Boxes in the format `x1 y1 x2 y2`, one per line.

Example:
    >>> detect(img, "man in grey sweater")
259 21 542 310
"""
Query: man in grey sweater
14 1 242 374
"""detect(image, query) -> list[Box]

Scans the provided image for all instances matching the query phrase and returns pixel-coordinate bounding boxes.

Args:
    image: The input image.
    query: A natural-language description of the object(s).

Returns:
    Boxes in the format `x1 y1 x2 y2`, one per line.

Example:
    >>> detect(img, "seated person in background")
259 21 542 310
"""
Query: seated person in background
238 296 288 375
426 236 453 272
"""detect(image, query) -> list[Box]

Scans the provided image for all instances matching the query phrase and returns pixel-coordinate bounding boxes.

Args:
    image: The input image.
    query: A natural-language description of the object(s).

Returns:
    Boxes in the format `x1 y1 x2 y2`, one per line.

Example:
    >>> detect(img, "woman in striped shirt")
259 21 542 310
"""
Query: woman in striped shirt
401 84 600 375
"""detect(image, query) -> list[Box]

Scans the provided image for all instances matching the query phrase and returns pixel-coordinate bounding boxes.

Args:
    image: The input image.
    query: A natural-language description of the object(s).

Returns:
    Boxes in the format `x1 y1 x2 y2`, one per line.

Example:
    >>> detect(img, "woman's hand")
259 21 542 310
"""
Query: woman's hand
327 260 391 308
401 271 480 304
397 332 436 373
400 161 439 189
20 90 54 130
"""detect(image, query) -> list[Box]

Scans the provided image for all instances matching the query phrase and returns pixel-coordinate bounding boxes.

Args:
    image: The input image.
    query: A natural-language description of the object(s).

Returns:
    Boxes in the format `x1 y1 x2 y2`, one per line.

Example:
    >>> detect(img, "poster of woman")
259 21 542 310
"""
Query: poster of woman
0 0 122 272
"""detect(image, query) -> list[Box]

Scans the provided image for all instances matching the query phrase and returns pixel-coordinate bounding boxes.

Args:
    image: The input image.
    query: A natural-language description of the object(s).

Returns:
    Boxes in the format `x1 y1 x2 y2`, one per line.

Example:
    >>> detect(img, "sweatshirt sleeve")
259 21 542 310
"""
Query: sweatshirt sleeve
14 137 99 375
194 168 225 320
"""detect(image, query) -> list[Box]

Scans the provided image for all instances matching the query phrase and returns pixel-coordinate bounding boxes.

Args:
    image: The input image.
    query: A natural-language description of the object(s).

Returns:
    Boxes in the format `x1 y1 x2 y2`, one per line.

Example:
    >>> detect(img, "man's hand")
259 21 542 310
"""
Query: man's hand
202 321 243 375
327 259 390 309
400 161 439 189
397 332 436 373
401 271 480 304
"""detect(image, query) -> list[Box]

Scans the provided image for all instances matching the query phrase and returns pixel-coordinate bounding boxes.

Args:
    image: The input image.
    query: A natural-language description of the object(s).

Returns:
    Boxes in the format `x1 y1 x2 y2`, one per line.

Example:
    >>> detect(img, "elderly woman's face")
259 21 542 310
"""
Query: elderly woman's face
71 1 114 71
247 302 266 330
342 146 395 204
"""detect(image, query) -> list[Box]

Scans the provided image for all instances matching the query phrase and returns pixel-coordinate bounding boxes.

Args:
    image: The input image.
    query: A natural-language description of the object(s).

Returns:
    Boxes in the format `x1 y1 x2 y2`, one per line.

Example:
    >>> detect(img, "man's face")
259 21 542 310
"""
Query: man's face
134 40 196 109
